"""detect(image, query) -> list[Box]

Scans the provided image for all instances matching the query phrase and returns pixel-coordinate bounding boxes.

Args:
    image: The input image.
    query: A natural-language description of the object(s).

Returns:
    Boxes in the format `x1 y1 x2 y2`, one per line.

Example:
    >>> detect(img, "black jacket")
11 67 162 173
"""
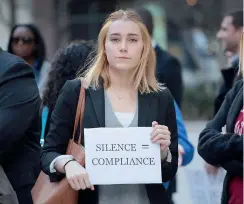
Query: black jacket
41 79 178 204
0 49 41 203
214 60 240 115
154 45 183 108
198 80 243 204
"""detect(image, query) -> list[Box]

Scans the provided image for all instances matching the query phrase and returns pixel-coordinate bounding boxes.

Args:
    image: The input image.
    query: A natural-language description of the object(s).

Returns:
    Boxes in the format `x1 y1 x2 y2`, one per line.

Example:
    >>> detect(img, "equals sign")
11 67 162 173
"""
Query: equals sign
142 145 149 149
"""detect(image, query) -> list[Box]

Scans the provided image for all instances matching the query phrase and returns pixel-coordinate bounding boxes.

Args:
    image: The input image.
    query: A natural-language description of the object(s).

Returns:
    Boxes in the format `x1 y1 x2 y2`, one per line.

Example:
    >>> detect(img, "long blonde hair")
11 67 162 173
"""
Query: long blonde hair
81 9 162 93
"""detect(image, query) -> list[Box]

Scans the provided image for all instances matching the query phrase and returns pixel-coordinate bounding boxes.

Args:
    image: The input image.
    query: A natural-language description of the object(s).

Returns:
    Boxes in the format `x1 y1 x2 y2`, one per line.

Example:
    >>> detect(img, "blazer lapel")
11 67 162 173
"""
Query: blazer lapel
88 84 158 128
88 87 105 127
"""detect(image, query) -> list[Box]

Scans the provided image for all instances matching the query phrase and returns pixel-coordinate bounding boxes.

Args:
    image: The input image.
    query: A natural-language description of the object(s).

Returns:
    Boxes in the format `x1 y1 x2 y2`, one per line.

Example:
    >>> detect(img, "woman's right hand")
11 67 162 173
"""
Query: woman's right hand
64 161 94 191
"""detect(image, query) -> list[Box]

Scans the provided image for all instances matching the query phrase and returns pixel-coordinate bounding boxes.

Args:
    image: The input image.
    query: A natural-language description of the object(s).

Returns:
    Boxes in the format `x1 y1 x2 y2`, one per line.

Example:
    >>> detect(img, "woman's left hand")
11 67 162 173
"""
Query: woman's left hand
151 121 171 152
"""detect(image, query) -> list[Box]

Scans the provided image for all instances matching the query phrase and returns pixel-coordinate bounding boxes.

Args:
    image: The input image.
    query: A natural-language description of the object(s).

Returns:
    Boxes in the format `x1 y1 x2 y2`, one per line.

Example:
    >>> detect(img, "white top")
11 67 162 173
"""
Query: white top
114 112 134 127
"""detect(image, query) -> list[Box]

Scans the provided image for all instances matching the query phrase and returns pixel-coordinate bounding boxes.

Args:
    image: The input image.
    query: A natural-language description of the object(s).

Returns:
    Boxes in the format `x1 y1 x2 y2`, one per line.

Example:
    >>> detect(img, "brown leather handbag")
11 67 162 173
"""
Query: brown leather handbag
31 80 86 204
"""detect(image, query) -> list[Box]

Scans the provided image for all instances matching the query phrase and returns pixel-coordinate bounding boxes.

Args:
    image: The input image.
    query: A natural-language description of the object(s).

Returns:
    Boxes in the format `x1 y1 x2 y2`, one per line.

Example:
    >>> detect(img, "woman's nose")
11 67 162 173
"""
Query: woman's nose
120 41 128 52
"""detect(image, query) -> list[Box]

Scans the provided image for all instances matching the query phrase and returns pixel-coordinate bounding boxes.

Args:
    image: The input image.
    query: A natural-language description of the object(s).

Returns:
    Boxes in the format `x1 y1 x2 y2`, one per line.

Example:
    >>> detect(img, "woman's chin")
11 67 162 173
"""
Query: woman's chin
111 64 135 72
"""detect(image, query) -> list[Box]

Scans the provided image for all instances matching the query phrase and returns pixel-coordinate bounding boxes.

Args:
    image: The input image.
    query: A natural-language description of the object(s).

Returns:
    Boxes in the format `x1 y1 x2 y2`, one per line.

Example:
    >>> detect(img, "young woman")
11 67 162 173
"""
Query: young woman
7 24 50 96
41 9 178 204
198 35 243 204
41 40 93 143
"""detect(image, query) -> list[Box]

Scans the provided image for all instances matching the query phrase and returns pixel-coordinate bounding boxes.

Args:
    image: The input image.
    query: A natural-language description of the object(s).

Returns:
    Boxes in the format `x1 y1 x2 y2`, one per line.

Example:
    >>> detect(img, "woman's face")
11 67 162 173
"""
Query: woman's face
11 27 36 58
105 20 143 71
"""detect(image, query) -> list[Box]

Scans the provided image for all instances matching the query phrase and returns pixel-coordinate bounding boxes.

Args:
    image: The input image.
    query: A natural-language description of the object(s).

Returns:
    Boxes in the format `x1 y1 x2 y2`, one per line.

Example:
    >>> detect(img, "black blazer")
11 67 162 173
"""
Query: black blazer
198 80 243 204
41 79 178 204
0 50 41 202
154 45 183 108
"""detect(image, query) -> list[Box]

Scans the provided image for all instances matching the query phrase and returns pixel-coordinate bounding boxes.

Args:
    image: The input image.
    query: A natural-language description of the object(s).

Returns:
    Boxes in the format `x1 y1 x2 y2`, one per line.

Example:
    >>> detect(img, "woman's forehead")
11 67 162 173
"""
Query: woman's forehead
13 27 34 37
107 20 141 36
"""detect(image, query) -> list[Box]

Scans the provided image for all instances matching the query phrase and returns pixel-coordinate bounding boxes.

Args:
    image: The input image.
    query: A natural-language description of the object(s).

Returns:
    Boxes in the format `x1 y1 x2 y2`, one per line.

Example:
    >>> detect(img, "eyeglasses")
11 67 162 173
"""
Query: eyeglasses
12 37 35 45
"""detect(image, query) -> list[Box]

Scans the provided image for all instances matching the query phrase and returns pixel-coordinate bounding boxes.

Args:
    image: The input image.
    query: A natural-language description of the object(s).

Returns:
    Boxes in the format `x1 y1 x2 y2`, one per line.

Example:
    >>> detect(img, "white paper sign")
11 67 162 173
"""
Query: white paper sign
84 127 162 185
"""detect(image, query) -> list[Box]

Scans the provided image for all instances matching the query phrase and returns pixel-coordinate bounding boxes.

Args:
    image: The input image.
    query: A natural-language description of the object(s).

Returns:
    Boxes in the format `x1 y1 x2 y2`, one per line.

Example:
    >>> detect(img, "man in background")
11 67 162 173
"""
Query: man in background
214 10 243 115
136 8 183 108
206 10 243 175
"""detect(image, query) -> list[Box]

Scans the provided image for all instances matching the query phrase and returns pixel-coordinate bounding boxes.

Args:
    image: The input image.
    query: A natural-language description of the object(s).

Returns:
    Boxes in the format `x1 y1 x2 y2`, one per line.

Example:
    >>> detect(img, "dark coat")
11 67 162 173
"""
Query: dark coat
0 49 41 204
198 80 243 204
154 45 183 108
214 59 240 115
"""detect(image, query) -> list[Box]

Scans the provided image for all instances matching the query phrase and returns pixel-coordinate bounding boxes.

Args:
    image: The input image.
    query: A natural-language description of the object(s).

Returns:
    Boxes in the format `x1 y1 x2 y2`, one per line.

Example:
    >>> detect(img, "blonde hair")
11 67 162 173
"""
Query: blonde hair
81 9 162 93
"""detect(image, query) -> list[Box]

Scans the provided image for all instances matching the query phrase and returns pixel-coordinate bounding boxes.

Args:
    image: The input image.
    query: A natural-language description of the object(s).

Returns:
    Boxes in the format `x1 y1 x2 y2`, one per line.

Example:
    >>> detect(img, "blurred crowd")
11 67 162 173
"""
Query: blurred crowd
0 6 243 204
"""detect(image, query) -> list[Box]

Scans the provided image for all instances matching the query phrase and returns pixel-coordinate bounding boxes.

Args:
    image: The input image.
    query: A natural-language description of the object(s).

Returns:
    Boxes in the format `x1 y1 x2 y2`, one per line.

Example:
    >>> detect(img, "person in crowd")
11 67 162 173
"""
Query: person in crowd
41 9 178 204
214 10 243 114
174 101 194 168
135 7 192 203
135 7 183 108
7 24 50 97
41 40 93 144
0 48 41 203
198 34 243 204
205 10 243 176
162 101 194 191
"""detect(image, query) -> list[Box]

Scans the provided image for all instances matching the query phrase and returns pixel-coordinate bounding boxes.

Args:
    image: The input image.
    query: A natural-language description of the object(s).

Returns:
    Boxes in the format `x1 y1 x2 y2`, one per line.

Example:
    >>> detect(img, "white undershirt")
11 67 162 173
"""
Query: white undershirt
114 112 134 127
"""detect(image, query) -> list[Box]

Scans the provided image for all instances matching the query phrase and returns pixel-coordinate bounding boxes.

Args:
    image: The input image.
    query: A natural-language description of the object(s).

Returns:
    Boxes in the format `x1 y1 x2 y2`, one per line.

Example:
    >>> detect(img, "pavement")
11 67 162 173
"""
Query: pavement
172 120 225 204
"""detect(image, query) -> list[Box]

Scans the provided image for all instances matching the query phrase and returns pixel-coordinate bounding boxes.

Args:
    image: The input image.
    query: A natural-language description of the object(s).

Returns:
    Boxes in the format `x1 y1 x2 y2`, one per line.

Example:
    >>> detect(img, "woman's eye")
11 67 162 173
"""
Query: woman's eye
129 39 138 42
111 38 120 42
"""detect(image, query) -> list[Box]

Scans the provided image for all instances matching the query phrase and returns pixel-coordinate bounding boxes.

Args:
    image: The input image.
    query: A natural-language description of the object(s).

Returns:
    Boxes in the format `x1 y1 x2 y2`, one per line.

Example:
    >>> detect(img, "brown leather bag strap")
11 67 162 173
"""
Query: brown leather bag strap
78 89 85 146
72 78 85 143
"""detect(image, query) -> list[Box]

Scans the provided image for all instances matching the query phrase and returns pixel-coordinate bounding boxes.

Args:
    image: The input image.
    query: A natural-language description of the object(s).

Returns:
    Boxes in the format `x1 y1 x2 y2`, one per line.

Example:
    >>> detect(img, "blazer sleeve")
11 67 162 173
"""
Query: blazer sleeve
198 81 243 166
160 88 178 182
40 80 79 181
0 62 40 164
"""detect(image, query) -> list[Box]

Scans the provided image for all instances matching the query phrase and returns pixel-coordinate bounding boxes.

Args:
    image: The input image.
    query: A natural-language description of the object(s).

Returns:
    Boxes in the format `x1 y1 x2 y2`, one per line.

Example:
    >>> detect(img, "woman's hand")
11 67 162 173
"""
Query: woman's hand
151 121 171 152
64 160 94 191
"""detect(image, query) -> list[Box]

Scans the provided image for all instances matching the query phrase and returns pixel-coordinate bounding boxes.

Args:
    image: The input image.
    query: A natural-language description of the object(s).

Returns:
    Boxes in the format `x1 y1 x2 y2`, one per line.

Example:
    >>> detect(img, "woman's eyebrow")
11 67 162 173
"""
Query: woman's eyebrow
109 33 139 36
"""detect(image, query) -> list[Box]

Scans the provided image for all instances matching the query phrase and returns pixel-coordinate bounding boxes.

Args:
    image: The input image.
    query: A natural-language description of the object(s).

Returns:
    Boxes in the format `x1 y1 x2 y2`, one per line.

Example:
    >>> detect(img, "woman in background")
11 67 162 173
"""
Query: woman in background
198 35 243 204
41 40 93 143
7 24 50 96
